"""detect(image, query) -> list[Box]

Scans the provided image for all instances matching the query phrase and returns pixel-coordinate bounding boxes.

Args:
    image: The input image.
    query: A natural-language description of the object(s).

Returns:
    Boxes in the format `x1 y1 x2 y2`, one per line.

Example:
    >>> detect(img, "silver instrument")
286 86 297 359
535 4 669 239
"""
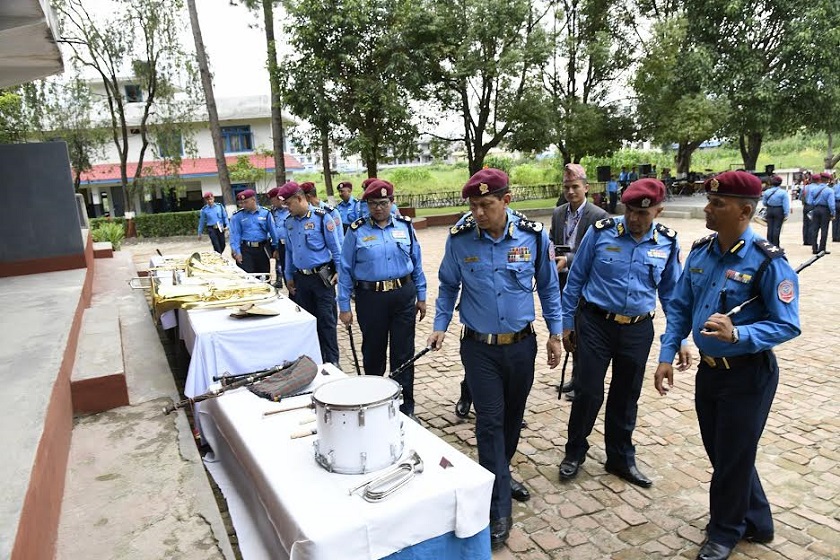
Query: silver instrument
347 450 424 502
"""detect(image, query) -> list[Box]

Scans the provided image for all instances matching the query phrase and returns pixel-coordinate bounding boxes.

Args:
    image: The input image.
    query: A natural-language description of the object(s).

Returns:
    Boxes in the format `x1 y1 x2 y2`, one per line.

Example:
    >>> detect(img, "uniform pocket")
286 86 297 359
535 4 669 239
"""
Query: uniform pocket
305 232 326 251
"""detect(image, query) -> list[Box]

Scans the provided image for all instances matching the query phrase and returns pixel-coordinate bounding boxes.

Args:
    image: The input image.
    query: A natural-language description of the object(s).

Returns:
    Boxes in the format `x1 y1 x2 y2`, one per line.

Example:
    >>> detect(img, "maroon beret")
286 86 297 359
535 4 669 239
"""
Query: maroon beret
362 179 394 200
203 191 214 199
300 181 316 194
266 187 279 199
462 168 509 198
338 181 353 191
771 175 783 185
819 172 831 181
236 189 256 201
621 178 665 208
277 181 303 200
362 178 377 189
704 171 762 198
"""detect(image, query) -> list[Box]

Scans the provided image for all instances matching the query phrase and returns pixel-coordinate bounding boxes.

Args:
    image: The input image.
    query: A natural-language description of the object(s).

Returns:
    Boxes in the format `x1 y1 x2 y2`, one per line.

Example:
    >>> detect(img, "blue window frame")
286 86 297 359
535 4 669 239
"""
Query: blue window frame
231 183 255 199
221 125 253 153
157 132 183 158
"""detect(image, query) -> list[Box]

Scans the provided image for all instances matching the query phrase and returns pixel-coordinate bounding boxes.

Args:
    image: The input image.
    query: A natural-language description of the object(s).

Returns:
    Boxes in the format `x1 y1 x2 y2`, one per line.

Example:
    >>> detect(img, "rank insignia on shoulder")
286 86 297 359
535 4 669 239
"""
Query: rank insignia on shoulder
232 208 243 214
594 218 615 230
655 223 677 238
396 214 412 223
692 234 716 250
322 204 335 212
313 208 327 217
755 239 784 258
511 209 528 219
350 217 366 231
450 218 476 236
516 219 543 233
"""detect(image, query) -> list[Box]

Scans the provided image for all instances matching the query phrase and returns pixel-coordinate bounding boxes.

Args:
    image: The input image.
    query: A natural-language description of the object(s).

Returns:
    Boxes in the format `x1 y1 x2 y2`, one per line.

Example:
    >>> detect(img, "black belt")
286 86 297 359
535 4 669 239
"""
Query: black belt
296 262 331 275
242 240 266 248
699 351 766 370
582 301 653 325
355 275 412 292
462 324 534 345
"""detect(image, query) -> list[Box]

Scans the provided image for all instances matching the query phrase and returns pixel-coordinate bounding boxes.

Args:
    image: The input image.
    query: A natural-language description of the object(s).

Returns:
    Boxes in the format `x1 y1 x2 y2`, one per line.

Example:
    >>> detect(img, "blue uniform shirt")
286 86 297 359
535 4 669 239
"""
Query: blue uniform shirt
659 228 800 362
433 211 563 335
351 200 400 222
229 206 277 256
562 217 682 331
762 187 790 217
283 205 342 280
834 182 840 201
606 180 619 194
336 196 358 225
338 215 427 312
197 203 228 234
270 206 290 244
810 184 836 215
319 201 345 245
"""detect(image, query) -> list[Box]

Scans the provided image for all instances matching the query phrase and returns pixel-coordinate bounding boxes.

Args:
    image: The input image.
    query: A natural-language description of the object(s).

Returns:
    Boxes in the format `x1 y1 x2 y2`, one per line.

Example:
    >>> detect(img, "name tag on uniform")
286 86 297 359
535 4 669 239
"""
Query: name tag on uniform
605 246 621 252
258 216 266 221
304 222 315 230
725 269 752 283
464 256 480 263
362 235 377 242
392 230 407 239
690 267 703 274
647 249 668 259
508 247 531 262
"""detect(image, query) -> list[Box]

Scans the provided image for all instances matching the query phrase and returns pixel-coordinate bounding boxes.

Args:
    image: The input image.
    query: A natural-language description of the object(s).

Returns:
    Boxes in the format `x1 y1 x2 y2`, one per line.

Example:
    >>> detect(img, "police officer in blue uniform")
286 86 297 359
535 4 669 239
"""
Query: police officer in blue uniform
427 168 564 550
229 189 277 274
338 180 427 416
558 179 688 488
335 181 357 233
801 176 813 246
808 172 835 254
301 181 345 245
351 178 401 222
279 181 343 365
832 175 840 242
761 175 789 247
267 186 289 289
197 192 228 254
655 171 800 560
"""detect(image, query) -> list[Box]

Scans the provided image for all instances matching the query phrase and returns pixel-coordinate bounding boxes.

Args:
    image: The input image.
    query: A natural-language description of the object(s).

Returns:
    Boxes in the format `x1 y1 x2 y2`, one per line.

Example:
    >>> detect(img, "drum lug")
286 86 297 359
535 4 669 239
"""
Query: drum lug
324 406 331 425
360 452 367 473
358 406 366 427
390 444 397 462
388 401 396 418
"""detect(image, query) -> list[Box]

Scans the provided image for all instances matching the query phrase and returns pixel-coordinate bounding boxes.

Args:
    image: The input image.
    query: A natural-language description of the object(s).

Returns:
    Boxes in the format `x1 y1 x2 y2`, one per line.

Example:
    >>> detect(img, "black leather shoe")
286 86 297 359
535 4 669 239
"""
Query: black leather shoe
559 456 584 481
510 479 530 502
565 389 576 402
744 527 774 544
521 419 528 429
490 516 512 550
561 380 574 393
696 540 732 560
605 463 652 488
455 381 471 418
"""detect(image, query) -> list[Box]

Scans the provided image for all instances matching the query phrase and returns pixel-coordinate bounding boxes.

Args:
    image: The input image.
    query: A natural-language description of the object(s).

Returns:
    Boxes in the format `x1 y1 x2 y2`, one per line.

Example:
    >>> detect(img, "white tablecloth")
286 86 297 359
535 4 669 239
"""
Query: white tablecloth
182 297 323 398
199 370 494 560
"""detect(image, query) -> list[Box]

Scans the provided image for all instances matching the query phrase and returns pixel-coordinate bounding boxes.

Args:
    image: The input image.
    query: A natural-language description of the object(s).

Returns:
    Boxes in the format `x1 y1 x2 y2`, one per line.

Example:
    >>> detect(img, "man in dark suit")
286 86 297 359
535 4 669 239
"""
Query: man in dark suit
549 164 609 400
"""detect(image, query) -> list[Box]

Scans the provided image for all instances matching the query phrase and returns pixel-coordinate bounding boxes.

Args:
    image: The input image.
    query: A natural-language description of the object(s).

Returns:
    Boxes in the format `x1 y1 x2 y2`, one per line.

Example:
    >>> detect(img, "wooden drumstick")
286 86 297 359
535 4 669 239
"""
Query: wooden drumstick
263 402 314 417
298 416 316 425
289 427 317 439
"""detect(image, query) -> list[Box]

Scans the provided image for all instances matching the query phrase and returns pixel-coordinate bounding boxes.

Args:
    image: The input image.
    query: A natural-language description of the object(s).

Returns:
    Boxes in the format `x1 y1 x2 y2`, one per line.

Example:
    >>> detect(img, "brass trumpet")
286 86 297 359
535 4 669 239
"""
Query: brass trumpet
348 450 424 502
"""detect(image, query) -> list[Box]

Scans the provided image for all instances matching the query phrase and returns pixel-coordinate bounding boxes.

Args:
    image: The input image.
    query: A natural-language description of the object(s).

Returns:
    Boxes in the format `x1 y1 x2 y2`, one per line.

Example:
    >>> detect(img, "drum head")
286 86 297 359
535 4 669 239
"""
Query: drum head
313 377 401 408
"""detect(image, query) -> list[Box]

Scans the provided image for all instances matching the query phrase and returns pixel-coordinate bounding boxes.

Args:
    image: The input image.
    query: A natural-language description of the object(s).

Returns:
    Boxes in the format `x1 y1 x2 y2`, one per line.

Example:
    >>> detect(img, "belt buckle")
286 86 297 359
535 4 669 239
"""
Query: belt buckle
702 354 717 368
614 314 632 325
381 280 396 291
496 332 514 345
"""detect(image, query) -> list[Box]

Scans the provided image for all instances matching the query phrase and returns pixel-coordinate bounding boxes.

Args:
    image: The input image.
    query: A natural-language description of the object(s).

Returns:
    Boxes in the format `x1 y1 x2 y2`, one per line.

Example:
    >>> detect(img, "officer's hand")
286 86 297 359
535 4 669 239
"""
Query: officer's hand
561 329 576 353
555 256 567 272
233 253 243 263
654 363 673 396
330 273 338 286
339 311 353 325
427 331 446 351
416 300 427 321
676 345 692 371
701 313 735 342
286 278 296 296
546 337 563 368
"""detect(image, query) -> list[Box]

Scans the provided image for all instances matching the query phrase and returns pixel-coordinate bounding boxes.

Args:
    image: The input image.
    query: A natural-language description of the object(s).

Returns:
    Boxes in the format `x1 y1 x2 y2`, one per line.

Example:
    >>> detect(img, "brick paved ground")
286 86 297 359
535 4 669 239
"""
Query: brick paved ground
128 213 839 560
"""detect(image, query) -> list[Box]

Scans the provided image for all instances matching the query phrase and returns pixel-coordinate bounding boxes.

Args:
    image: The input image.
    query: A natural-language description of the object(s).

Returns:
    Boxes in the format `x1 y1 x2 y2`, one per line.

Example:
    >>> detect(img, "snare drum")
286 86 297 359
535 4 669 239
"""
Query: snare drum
312 377 404 474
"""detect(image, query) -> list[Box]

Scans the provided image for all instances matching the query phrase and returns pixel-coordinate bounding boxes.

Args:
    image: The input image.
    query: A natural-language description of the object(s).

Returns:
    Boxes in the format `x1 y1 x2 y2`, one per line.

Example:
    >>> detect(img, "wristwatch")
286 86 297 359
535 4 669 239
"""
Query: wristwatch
730 327 739 344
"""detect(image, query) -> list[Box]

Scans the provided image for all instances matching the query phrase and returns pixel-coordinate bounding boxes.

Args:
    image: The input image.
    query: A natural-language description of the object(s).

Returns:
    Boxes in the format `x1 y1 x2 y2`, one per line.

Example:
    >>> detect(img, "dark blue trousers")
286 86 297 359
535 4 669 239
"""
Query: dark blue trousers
764 206 784 247
802 204 813 245
461 334 536 520
275 243 286 285
355 281 417 415
293 272 339 364
833 203 840 241
237 243 270 274
696 351 778 548
565 306 654 468
810 206 831 253
208 227 226 254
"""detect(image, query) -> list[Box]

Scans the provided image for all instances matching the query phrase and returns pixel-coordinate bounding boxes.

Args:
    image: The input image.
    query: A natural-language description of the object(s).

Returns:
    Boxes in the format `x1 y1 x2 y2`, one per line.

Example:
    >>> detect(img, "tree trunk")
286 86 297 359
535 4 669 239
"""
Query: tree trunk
187 0 234 206
675 141 699 175
825 132 840 169
262 0 286 184
320 125 333 197
738 132 763 171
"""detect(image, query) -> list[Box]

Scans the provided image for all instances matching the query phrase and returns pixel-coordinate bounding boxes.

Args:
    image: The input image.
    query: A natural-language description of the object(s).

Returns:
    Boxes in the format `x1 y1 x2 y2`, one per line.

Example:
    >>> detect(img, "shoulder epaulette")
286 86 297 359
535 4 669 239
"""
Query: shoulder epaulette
755 239 785 259
232 208 244 215
313 207 327 217
691 234 715 250
349 217 366 231
516 218 544 234
511 209 528 219
593 218 615 231
450 215 476 236
655 223 677 239
322 204 335 212
396 214 412 223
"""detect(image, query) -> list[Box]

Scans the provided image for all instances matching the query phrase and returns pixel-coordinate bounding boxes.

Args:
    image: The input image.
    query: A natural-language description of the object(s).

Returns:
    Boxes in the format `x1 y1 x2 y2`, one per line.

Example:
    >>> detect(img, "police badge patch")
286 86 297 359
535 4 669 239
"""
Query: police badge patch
777 279 794 303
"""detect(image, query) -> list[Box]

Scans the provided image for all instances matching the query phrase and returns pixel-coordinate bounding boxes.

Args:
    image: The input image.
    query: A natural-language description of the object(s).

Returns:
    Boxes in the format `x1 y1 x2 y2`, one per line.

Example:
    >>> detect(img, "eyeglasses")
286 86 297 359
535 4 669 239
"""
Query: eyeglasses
368 200 391 208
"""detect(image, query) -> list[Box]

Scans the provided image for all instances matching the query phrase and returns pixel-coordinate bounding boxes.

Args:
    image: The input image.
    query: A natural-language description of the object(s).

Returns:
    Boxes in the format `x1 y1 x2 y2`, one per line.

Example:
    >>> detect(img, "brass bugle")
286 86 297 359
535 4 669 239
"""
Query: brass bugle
348 450 424 502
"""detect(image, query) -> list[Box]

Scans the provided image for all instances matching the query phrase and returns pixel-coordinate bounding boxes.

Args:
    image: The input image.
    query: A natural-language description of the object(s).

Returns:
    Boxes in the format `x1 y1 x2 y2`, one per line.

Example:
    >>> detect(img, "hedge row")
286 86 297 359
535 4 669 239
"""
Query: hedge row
90 210 200 238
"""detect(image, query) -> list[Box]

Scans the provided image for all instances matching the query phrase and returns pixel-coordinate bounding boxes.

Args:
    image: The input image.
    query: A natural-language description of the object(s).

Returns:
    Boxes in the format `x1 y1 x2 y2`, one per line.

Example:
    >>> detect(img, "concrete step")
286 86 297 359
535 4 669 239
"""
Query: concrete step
70 306 129 415
660 210 692 219
93 242 113 259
